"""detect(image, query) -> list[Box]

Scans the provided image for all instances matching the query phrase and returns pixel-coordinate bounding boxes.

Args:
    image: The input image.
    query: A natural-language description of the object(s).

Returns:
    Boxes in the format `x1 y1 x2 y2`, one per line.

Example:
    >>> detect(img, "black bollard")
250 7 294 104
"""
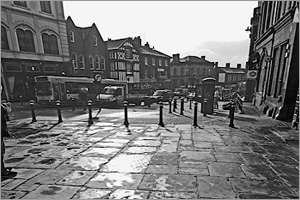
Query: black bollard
169 98 172 113
20 95 23 106
203 98 207 117
180 98 184 115
71 97 75 111
193 102 198 127
173 98 176 112
30 100 37 122
123 101 129 127
56 100 63 123
189 98 192 109
88 100 93 125
158 101 165 127
229 102 235 128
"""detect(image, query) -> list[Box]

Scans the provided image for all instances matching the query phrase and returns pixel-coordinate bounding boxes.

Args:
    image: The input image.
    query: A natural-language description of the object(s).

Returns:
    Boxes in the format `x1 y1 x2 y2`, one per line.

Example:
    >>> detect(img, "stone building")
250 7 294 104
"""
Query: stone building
1 1 70 101
66 16 109 79
247 1 299 122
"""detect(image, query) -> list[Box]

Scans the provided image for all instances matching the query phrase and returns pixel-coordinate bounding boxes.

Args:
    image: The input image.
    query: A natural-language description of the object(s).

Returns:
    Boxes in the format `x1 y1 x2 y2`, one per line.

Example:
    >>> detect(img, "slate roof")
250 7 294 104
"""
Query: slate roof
106 38 128 50
140 46 171 58
218 67 246 73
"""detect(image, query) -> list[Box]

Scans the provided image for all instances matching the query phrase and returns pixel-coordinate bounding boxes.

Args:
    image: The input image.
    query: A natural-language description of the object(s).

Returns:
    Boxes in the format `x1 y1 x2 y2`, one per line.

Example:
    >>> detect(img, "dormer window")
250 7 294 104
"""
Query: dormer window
13 1 27 7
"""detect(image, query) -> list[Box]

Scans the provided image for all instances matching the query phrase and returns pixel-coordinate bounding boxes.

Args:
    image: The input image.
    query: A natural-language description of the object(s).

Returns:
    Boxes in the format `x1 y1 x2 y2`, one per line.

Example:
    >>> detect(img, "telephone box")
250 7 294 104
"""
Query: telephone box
201 77 216 114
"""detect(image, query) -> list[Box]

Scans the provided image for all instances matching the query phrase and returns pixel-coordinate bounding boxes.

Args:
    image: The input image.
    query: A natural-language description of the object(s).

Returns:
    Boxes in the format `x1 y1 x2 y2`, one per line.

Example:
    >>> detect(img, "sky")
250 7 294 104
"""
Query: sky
63 1 258 68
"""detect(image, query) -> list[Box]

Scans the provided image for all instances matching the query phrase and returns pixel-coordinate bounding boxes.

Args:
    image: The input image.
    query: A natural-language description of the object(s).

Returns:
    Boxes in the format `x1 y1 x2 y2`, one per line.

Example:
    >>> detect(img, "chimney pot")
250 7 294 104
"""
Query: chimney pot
201 56 206 60
226 63 230 68
237 63 241 69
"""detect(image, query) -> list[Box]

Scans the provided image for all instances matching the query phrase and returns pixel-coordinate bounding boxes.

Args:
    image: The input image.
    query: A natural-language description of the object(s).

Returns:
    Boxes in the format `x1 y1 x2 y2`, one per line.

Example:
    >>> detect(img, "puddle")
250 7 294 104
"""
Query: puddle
28 148 47 154
38 158 56 165
26 133 49 139
4 157 25 163
17 140 35 144
40 186 62 195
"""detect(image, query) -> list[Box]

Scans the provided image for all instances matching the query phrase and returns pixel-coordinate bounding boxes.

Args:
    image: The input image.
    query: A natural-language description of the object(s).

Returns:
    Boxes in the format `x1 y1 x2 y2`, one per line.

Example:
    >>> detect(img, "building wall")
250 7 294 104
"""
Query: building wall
1 1 70 101
251 1 299 122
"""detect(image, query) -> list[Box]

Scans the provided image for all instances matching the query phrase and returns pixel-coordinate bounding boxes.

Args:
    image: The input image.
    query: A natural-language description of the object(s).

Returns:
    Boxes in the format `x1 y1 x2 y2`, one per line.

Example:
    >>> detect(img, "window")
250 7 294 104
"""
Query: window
78 55 85 69
13 1 27 7
152 58 156 66
69 31 74 42
40 1 51 14
145 57 148 65
1 26 9 50
165 60 168 66
89 56 94 70
100 57 105 70
16 28 35 52
95 56 100 69
93 36 98 46
42 33 59 54
125 48 132 59
159 58 162 66
71 53 78 69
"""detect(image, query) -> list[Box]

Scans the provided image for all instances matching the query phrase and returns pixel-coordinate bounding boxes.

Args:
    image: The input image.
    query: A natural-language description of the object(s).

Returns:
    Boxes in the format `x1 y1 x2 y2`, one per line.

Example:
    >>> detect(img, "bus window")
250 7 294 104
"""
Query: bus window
36 82 52 95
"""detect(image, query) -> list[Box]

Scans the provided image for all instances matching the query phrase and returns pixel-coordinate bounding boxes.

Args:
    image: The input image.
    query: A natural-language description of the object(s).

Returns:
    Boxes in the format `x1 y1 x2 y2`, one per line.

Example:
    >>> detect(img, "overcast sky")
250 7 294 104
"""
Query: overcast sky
63 1 258 68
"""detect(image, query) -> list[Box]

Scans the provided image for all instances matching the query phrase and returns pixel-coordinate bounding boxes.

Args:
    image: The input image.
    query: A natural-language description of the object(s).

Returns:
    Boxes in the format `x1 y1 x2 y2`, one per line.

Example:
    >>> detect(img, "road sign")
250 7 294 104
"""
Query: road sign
247 70 258 79
94 74 102 82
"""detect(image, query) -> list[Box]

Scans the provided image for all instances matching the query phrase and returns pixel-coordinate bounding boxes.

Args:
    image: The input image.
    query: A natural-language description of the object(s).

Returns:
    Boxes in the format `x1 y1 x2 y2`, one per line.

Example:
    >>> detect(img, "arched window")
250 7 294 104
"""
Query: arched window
71 53 77 69
78 55 85 69
100 57 105 70
95 56 100 70
42 33 59 54
1 26 9 50
16 28 35 52
89 56 94 70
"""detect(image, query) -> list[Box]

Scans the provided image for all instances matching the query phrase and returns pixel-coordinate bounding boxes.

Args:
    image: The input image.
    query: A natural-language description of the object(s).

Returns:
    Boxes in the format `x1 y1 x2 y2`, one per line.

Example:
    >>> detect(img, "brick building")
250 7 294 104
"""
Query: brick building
170 54 215 91
1 1 70 101
132 37 171 91
66 16 109 79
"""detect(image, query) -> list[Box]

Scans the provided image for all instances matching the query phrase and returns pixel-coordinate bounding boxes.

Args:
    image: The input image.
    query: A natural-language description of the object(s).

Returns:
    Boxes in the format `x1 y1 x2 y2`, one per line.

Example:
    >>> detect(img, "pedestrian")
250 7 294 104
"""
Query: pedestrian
1 92 17 178
214 89 219 109
79 88 88 111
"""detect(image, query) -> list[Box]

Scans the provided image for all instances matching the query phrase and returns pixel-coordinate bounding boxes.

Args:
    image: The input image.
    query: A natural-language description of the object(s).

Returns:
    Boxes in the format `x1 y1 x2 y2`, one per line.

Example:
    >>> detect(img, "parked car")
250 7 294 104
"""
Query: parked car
144 89 172 104
173 88 189 98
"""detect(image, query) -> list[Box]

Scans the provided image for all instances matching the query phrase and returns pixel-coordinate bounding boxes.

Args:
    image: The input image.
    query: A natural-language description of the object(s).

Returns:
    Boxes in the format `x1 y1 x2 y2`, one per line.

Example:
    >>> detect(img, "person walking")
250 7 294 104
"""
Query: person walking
214 89 219 109
79 88 88 111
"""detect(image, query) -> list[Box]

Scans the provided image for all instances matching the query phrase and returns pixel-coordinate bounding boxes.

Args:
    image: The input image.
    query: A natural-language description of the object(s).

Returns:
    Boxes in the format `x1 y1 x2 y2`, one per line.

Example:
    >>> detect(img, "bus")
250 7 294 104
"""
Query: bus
34 75 133 105
35 76 101 105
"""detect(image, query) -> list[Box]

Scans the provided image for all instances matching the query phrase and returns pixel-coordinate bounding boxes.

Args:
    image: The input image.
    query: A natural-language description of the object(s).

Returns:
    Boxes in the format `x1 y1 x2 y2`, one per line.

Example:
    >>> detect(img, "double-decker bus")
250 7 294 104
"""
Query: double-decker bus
35 76 100 105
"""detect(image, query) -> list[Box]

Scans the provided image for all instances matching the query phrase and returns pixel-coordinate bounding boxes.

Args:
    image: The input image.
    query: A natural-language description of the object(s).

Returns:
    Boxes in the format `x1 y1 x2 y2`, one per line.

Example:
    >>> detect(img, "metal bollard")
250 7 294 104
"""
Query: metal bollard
203 98 207 117
88 100 93 125
71 97 75 111
193 102 198 127
20 95 23 106
158 101 165 127
173 98 177 112
123 101 129 127
30 100 37 122
189 98 192 109
56 100 63 123
229 102 235 128
169 98 172 113
180 98 184 115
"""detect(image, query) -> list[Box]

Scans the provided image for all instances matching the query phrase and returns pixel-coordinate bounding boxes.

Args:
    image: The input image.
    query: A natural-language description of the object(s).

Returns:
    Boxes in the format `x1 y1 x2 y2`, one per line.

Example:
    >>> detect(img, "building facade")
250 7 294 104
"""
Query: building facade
170 54 215 91
1 1 70 101
132 37 171 91
66 16 109 79
248 1 299 122
106 37 141 91
215 63 247 99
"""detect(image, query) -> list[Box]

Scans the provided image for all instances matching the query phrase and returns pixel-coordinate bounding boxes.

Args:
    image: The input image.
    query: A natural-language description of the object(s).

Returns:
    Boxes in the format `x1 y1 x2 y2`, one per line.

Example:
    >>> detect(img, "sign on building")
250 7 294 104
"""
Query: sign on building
247 70 258 79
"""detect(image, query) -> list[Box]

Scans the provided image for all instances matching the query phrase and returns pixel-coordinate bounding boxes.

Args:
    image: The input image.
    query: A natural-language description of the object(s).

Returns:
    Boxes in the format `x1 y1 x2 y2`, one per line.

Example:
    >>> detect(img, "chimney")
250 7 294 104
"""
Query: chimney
226 63 230 68
237 63 241 69
145 42 150 47
108 38 111 41
201 56 206 60
133 36 141 47
172 53 180 64
214 62 218 68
